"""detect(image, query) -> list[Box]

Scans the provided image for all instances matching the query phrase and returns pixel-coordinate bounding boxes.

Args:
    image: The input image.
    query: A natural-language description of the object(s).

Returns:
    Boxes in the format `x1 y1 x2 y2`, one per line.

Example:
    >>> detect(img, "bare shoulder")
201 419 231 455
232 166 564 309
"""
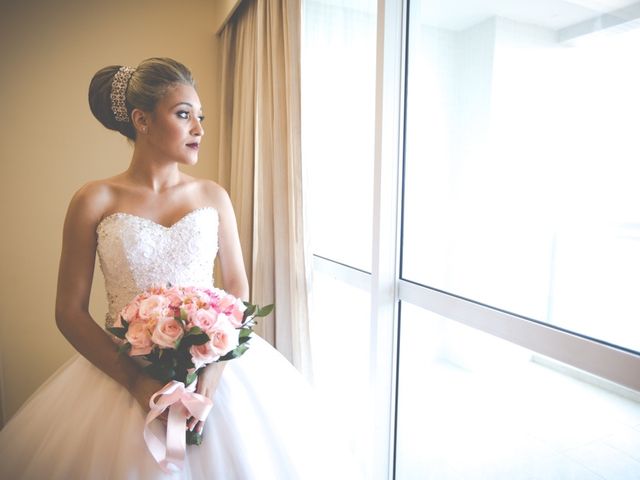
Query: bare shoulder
191 178 233 211
66 177 120 227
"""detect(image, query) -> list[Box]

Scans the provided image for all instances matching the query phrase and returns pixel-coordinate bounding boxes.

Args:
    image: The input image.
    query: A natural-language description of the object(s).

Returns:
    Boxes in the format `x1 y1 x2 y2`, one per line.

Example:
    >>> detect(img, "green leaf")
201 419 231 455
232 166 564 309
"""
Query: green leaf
191 333 210 346
187 326 204 336
186 430 203 445
257 304 274 317
146 349 160 362
144 363 175 383
243 304 257 318
185 371 198 386
117 342 132 355
239 328 252 339
219 343 250 361
107 326 128 339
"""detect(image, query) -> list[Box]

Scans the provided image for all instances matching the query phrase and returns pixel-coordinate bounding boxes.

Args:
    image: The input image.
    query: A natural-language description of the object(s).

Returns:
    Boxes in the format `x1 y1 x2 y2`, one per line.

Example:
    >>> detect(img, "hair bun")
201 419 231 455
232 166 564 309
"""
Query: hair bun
88 65 135 139
88 58 195 141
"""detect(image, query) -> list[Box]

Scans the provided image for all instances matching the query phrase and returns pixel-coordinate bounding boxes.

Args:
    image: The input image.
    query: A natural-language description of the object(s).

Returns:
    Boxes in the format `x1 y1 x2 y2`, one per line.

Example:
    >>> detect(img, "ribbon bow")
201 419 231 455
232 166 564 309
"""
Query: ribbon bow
143 380 213 472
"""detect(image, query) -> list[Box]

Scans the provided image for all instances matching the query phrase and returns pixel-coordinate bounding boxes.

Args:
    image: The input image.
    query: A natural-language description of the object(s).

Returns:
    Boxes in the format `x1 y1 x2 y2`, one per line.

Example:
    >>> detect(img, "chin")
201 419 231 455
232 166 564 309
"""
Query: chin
180 155 199 166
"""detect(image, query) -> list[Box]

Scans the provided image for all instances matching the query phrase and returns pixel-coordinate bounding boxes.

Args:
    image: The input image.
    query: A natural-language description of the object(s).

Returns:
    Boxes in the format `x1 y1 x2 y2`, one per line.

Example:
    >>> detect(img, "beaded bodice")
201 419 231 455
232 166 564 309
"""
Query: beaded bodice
96 207 219 327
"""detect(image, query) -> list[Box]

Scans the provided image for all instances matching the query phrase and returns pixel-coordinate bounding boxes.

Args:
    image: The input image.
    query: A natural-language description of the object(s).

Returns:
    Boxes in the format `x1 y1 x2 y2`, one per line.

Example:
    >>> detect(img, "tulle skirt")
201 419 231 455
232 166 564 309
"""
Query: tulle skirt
0 336 359 479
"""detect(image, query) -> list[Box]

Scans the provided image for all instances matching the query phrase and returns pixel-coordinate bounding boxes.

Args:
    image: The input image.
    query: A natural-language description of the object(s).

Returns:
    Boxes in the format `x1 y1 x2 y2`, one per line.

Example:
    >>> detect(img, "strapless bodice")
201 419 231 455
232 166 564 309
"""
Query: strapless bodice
96 207 219 327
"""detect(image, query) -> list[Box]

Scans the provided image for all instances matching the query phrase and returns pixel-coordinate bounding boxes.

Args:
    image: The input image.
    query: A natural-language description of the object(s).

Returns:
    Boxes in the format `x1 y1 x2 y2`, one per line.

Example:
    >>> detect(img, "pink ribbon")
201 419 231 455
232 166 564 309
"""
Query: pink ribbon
143 380 213 472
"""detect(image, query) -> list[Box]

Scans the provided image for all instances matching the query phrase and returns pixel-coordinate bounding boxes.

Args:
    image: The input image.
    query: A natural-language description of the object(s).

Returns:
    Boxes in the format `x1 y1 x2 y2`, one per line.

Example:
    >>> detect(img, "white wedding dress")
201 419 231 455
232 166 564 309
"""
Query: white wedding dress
0 207 358 479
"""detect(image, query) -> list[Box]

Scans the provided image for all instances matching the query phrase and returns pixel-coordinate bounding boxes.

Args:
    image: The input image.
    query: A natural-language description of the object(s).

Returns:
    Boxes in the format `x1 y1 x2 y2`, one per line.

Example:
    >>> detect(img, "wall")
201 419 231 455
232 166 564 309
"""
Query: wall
213 0 244 32
0 0 226 424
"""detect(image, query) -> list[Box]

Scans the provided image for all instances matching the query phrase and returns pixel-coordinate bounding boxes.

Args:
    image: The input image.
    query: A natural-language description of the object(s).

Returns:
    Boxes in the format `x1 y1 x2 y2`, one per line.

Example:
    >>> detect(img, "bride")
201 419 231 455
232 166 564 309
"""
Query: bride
0 57 356 479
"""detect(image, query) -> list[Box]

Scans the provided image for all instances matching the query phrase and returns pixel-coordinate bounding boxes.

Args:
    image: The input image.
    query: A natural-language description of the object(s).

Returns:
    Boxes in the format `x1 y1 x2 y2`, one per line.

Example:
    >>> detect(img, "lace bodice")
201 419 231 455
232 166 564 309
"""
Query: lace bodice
96 207 219 327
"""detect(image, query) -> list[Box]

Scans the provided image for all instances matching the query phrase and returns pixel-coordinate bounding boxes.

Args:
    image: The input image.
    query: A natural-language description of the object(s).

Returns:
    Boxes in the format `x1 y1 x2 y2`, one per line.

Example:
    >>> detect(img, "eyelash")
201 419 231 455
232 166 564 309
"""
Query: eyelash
177 111 205 122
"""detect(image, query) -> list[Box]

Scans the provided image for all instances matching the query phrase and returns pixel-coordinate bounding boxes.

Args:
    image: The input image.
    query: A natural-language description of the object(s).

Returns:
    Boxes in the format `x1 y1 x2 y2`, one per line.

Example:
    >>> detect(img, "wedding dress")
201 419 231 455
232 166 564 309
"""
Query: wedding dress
0 207 357 479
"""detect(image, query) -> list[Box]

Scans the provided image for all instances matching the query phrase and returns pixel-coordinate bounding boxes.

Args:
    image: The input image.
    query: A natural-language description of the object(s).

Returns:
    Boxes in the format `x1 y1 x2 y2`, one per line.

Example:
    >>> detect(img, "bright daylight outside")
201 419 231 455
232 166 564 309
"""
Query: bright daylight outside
400 0 640 478
303 0 640 479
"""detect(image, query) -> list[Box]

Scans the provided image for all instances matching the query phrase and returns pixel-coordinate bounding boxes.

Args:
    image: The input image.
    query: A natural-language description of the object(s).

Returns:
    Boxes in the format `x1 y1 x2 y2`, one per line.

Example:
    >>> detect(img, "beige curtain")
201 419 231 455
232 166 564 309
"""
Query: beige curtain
218 2 256 284
217 0 312 378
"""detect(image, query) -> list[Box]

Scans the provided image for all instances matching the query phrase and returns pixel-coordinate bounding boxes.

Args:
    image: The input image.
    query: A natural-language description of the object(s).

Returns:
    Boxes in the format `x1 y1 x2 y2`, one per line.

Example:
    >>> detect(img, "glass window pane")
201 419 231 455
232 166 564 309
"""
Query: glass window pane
302 0 377 271
402 0 640 352
396 303 640 479
309 267 371 477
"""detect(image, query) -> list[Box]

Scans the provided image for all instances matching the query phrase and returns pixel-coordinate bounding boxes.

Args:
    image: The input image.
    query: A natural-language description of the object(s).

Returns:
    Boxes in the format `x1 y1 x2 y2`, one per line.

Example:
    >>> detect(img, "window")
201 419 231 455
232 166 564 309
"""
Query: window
302 1 378 477
302 0 640 478
403 4 640 352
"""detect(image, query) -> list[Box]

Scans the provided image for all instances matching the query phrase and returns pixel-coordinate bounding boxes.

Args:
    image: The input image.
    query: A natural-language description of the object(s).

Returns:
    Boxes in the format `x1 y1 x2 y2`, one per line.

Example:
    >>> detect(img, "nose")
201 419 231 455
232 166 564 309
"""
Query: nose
191 118 204 137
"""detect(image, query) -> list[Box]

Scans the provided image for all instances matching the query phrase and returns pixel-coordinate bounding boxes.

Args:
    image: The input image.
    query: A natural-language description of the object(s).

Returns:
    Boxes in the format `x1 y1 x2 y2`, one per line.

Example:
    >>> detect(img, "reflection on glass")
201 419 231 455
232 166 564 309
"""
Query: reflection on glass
402 0 640 352
302 0 377 272
396 303 640 479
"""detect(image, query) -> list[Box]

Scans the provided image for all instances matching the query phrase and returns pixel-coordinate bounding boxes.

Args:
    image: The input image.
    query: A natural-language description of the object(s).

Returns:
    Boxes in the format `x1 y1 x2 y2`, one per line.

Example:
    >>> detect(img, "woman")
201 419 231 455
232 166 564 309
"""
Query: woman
0 58 356 479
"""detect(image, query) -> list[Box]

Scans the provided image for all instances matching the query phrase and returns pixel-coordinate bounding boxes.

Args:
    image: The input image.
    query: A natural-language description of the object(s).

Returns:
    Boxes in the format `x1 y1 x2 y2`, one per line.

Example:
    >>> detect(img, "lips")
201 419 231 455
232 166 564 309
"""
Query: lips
186 143 199 150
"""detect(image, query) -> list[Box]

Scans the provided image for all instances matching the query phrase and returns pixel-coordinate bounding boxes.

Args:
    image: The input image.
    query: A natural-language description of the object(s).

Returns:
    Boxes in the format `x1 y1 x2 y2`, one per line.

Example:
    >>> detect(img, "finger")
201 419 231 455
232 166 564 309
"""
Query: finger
196 420 204 435
187 416 198 431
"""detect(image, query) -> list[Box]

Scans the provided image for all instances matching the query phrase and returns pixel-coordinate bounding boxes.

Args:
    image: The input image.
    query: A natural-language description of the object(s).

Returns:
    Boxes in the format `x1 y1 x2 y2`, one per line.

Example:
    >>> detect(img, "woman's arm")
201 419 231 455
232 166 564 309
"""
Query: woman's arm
212 183 249 301
188 181 250 433
54 184 164 412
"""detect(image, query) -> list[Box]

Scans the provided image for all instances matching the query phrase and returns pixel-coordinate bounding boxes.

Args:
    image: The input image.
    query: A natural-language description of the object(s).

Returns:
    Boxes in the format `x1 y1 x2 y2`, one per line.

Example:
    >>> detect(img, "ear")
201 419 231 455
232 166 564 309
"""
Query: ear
131 108 149 134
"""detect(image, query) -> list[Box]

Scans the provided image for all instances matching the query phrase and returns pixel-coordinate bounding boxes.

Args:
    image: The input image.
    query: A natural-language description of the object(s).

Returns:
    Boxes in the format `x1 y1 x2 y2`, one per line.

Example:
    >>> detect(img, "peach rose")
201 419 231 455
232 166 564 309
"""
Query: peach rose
164 287 183 308
181 302 199 320
125 322 153 356
138 295 170 320
119 300 141 324
151 316 184 349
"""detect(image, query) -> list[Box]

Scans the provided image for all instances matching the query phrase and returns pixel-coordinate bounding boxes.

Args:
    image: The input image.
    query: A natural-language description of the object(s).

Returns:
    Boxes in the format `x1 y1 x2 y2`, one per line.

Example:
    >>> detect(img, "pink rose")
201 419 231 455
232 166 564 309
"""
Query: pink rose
216 294 236 313
126 322 153 356
138 295 170 320
228 299 246 327
151 316 184 349
189 308 219 332
209 315 240 356
189 341 219 369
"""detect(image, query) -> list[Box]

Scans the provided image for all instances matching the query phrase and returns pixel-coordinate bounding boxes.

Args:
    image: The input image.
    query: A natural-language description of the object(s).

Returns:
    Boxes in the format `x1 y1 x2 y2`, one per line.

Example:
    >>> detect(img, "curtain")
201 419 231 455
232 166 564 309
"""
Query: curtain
217 0 312 378
217 2 256 284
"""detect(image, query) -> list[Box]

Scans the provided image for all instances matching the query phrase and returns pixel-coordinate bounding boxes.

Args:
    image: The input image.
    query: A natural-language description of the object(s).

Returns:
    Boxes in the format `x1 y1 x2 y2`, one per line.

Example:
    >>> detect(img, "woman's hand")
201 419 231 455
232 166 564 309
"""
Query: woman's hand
187 361 226 434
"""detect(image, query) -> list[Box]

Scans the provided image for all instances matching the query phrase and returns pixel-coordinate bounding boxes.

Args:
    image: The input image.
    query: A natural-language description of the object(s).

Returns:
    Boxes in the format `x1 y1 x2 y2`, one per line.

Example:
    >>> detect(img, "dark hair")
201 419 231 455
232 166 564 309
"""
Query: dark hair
88 57 195 140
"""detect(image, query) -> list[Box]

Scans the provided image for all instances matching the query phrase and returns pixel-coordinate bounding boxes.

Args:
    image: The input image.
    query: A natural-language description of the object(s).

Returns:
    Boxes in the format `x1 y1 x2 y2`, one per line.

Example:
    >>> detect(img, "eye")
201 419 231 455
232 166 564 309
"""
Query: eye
198 115 205 123
177 111 190 119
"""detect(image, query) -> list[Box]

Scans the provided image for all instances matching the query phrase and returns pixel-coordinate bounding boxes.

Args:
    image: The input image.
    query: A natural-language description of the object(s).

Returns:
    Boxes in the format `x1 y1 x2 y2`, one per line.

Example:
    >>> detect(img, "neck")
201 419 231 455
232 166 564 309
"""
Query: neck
127 147 182 193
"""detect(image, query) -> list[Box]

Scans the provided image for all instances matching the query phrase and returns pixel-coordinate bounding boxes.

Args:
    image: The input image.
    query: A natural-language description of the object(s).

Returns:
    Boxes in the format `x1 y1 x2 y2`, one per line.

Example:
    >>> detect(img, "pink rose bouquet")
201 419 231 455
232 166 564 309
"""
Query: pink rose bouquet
108 284 273 451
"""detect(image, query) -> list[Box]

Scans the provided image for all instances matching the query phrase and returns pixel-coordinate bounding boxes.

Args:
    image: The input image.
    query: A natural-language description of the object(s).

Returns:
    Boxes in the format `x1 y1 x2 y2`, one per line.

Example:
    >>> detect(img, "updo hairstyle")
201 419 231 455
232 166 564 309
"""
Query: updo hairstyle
88 57 195 140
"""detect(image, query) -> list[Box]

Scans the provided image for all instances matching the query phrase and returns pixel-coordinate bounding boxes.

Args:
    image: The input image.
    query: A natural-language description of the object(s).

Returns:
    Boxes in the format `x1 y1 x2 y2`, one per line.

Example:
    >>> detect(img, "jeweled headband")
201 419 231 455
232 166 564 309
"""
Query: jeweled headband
110 66 135 122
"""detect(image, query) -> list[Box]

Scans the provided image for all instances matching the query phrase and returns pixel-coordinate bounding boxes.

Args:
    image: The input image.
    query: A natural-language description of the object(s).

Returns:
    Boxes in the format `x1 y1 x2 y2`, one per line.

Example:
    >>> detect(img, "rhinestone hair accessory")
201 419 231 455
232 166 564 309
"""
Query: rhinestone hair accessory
110 66 135 122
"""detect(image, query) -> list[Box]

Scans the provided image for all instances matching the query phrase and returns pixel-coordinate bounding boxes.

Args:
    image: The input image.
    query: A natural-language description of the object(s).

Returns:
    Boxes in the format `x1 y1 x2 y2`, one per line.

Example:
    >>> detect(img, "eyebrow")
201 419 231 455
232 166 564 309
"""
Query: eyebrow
172 101 203 111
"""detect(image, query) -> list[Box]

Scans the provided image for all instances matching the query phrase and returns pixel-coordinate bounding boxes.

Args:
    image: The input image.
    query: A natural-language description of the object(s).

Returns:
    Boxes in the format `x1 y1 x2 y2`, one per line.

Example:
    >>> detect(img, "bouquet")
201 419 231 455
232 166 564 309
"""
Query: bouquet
107 284 272 471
